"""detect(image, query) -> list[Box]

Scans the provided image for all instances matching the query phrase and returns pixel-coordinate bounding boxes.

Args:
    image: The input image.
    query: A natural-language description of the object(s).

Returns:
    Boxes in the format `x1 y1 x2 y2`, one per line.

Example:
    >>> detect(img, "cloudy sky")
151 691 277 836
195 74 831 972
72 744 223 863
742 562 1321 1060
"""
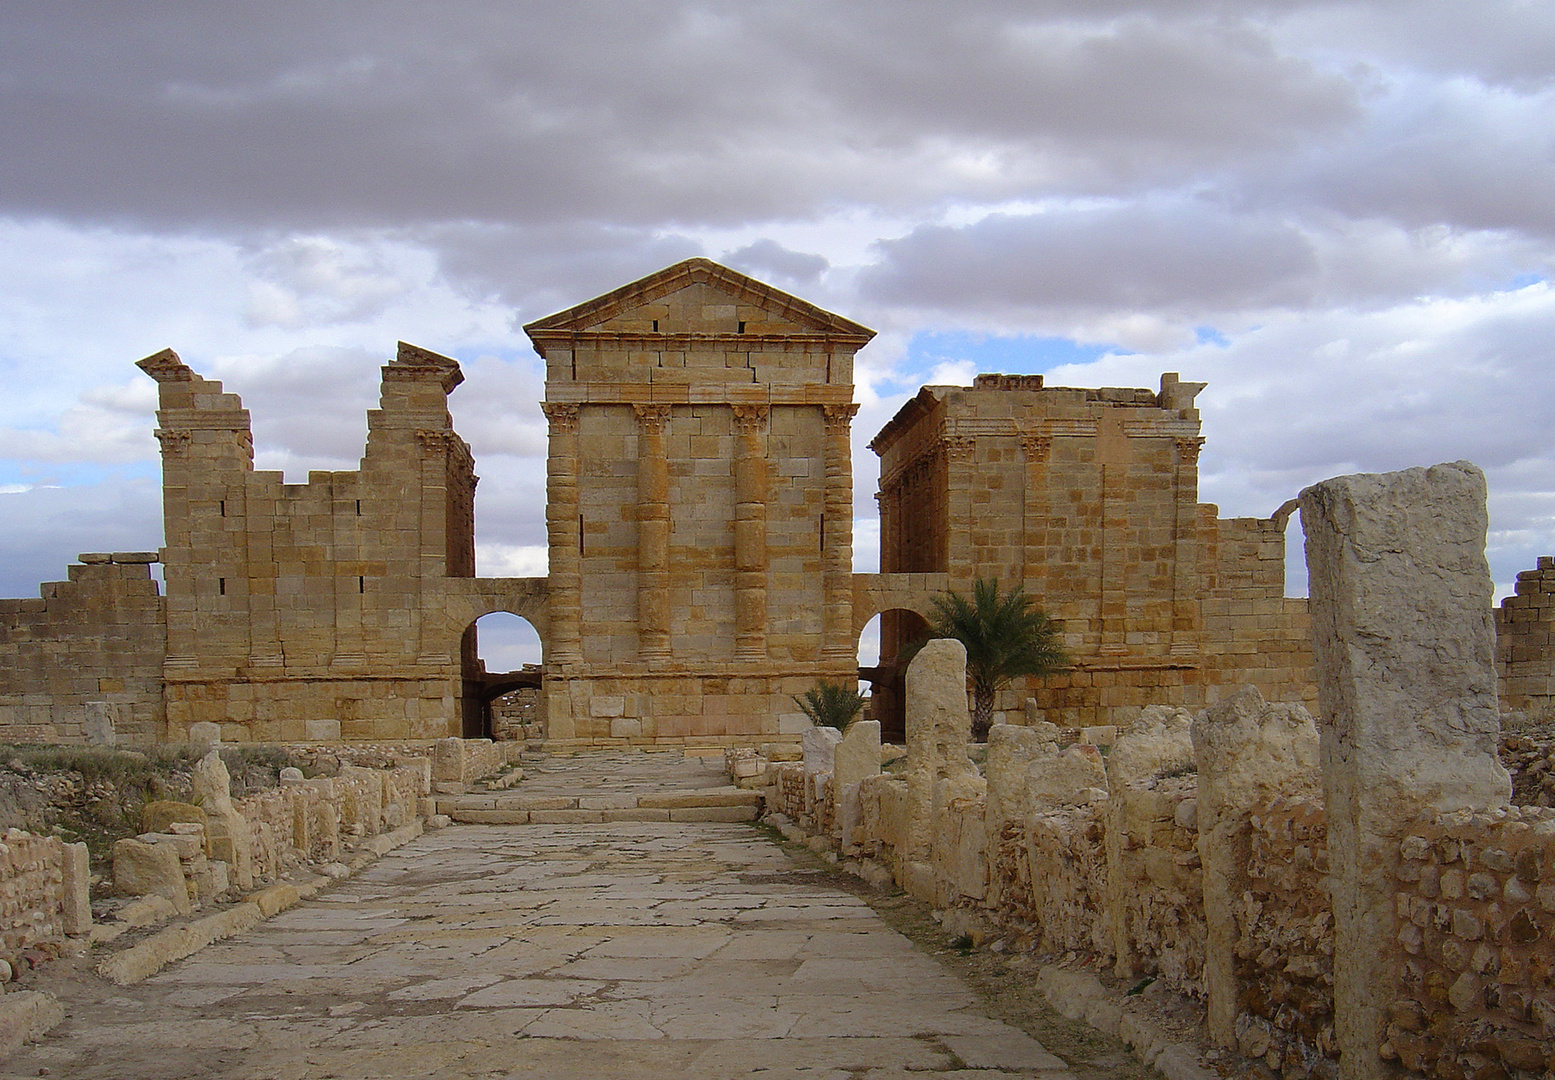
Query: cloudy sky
3 2 1553 665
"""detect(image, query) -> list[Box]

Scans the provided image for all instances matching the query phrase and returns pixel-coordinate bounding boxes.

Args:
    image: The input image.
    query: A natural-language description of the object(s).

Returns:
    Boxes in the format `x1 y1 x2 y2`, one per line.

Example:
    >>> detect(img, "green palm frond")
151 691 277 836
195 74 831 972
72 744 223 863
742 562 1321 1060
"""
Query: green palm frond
792 682 866 732
917 577 1070 740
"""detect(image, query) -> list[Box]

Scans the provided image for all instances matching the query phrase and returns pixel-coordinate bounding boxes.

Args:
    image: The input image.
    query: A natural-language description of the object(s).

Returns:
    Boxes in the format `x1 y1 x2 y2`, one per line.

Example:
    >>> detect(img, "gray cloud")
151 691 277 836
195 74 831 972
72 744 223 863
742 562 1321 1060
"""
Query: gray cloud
722 240 829 286
0 3 1359 232
859 202 1319 319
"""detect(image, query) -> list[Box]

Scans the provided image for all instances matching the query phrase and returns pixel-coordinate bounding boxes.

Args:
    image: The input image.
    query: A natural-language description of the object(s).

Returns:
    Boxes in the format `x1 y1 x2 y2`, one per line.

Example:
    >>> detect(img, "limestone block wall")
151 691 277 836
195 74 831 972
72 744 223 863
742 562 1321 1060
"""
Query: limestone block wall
1016 807 1110 956
530 258 871 744
140 344 474 744
113 756 431 919
869 373 1317 731
1495 556 1555 714
1199 513 1317 707
0 557 166 746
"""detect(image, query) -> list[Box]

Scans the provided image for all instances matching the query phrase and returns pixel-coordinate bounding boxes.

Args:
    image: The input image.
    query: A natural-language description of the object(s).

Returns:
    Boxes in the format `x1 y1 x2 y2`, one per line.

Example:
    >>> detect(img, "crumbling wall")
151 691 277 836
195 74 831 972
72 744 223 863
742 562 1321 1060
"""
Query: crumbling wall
1236 796 1333 1074
0 831 89 953
1200 513 1317 709
0 556 165 746
1495 556 1555 716
1389 807 1555 1078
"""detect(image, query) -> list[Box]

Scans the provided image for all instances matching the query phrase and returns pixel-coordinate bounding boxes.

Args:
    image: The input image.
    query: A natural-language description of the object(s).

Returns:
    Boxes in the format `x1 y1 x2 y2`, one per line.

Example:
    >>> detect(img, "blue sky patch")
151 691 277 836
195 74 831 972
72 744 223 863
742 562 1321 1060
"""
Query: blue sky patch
904 331 1123 377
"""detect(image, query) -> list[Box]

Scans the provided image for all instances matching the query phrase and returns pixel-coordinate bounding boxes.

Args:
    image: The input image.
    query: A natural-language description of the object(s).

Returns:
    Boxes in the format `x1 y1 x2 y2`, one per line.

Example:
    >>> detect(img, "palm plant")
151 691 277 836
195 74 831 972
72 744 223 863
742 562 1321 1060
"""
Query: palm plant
919 577 1069 742
793 681 867 732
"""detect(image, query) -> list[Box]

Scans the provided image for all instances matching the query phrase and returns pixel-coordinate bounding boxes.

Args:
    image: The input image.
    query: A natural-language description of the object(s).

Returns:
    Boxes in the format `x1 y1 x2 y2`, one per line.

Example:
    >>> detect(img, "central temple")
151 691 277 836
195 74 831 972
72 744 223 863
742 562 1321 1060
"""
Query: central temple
528 258 873 742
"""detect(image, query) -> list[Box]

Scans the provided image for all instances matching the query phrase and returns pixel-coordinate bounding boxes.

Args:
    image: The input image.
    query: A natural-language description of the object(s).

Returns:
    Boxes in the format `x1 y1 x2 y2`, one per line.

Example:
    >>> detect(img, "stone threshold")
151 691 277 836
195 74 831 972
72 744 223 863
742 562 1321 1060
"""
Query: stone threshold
436 787 761 824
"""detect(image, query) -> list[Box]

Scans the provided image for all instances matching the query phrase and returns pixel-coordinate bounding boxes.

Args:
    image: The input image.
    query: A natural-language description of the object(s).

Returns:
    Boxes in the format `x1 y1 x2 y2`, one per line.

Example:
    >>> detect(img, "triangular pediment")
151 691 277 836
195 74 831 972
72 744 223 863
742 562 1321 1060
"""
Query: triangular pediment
523 258 874 341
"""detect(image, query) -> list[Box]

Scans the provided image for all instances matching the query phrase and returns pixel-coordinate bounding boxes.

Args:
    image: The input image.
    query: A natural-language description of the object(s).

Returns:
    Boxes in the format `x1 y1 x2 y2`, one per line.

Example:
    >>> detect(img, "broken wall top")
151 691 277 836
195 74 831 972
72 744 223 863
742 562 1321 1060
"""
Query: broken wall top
869 370 1206 460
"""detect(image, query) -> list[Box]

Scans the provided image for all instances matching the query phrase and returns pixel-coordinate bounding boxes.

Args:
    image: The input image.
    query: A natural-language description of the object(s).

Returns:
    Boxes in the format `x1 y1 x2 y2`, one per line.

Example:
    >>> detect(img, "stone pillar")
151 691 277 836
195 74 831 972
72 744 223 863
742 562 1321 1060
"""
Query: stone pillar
1098 462 1127 654
541 403 582 665
821 404 859 663
1020 434 1052 600
876 487 898 574
835 719 882 846
1300 461 1511 1080
1171 437 1204 656
732 405 769 662
944 435 977 588
904 639 975 862
1191 686 1320 1049
634 405 673 663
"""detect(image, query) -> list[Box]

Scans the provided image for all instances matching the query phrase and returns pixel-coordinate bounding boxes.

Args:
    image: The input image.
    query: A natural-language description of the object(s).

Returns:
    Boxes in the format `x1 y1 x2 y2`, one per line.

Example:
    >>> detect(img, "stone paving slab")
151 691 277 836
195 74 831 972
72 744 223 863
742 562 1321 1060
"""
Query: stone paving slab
2 753 1079 1079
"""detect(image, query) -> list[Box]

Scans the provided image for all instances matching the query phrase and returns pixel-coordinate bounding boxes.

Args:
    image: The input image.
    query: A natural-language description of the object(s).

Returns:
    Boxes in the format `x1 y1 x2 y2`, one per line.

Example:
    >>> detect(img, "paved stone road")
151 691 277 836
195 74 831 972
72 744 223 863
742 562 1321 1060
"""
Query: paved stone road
3 760 1079 1079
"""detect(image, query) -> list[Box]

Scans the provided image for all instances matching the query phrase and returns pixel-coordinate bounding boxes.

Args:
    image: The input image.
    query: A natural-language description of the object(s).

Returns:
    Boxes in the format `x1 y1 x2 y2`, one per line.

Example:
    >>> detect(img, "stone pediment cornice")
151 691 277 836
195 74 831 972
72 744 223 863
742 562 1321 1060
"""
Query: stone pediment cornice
522 258 874 346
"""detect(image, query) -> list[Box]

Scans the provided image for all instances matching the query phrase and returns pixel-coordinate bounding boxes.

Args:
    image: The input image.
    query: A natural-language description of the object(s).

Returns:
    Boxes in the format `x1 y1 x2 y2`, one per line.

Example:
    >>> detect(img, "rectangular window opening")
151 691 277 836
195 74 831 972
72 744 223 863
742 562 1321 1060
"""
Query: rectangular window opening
652 319 659 332
358 575 365 594
737 321 746 334
218 577 226 596
579 514 585 555
355 499 361 515
219 499 226 517
819 512 825 554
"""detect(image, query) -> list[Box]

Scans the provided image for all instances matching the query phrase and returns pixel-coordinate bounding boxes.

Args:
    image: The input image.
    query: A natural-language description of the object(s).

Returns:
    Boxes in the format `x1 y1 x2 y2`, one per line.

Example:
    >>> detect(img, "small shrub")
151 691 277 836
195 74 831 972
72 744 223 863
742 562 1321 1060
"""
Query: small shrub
793 682 866 732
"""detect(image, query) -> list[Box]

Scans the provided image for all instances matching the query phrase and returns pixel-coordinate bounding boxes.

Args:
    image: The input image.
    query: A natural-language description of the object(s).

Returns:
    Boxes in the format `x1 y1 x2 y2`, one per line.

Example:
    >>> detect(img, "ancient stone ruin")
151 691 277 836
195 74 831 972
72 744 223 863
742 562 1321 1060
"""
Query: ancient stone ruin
765 461 1554 1080
0 257 1549 751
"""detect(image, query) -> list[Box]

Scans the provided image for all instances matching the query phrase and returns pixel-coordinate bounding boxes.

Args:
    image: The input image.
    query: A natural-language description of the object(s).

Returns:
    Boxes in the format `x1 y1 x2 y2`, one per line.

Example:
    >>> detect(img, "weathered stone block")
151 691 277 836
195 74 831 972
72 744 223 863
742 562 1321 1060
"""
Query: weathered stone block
113 838 191 915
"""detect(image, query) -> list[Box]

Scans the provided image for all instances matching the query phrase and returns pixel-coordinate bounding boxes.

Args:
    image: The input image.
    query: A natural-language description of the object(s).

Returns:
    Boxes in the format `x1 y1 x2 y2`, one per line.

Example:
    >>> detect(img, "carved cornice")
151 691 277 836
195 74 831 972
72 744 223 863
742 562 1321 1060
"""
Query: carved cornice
540 402 580 435
137 348 193 383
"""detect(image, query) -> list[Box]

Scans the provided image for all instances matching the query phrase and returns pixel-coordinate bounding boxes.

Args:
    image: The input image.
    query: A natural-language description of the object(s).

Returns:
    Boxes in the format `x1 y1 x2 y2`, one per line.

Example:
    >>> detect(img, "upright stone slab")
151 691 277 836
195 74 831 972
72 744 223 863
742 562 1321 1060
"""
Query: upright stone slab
61 842 92 935
834 719 882 845
82 702 117 746
801 725 843 775
1191 685 1319 1048
903 639 975 881
1300 462 1511 1080
192 750 255 890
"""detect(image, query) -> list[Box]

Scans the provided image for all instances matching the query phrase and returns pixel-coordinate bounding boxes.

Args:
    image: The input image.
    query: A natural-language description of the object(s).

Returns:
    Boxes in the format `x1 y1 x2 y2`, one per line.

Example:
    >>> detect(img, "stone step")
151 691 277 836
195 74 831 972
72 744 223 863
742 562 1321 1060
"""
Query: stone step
437 786 761 825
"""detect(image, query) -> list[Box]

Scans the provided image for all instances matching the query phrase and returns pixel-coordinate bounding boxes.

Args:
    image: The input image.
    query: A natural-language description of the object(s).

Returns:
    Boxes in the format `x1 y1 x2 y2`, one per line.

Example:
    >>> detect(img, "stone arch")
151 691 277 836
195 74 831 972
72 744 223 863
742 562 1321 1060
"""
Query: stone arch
855 607 935 746
459 609 545 740
441 577 549 739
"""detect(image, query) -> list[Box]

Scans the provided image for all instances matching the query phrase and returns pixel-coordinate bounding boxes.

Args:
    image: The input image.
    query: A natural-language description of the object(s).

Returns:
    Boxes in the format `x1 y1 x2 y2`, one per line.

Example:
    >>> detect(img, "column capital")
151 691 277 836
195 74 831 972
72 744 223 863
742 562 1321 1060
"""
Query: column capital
822 403 860 436
944 435 977 463
633 403 673 434
154 428 192 456
540 402 579 435
1020 433 1053 462
731 404 769 435
1175 437 1206 466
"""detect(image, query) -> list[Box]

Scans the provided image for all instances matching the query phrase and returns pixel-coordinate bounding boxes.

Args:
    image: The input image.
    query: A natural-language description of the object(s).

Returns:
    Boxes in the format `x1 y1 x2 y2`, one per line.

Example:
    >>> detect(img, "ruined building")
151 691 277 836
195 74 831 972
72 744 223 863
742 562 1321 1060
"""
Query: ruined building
0 258 1545 746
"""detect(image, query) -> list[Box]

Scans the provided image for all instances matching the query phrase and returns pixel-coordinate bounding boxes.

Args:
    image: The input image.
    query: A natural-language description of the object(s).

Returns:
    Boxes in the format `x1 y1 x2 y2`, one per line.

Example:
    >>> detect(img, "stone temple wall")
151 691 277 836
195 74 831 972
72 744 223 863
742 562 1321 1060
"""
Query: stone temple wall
870 372 1317 730
0 555 165 746
139 343 475 744
528 259 872 745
